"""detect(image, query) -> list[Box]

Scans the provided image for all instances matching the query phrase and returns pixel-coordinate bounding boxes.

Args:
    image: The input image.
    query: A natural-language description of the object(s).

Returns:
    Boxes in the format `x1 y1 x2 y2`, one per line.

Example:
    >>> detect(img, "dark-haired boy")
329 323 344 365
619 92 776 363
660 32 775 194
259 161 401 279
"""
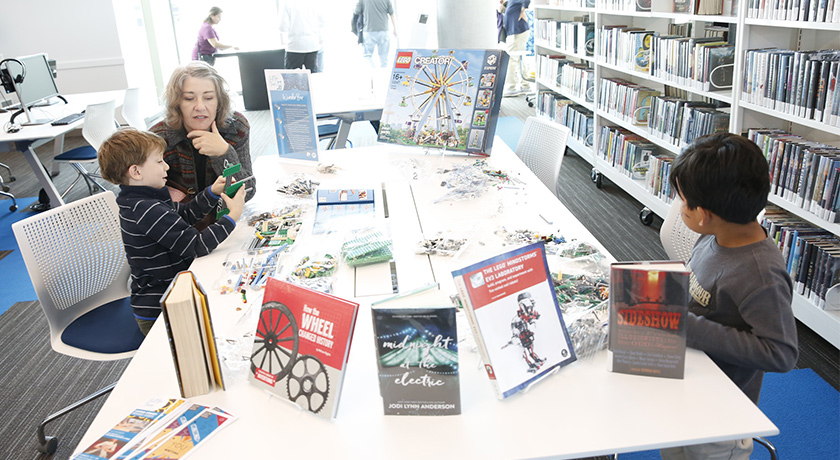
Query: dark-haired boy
98 128 245 335
661 133 798 459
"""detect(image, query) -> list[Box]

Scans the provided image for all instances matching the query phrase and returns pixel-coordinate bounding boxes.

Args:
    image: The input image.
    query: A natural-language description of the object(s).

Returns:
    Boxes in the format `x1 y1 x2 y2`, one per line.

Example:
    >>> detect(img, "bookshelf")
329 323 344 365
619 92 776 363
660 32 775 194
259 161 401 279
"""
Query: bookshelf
533 1 840 348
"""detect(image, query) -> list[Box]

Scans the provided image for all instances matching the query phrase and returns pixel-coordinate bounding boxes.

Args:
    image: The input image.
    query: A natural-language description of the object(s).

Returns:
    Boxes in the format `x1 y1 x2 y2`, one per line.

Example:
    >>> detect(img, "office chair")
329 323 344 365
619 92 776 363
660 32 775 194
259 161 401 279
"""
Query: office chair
0 162 17 211
12 191 145 454
121 87 147 129
52 99 118 198
317 115 353 149
659 198 779 459
514 116 570 197
659 196 700 261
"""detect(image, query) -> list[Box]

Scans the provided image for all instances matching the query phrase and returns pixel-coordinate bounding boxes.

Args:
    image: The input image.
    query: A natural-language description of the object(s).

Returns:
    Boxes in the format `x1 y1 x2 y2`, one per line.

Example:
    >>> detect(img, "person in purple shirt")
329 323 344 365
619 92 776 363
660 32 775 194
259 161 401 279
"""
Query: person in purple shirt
191 6 238 66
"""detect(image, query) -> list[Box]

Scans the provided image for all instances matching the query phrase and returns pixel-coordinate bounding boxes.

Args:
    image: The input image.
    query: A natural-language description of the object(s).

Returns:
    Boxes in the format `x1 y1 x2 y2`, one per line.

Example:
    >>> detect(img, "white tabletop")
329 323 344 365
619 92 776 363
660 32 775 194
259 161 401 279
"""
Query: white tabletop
74 140 777 459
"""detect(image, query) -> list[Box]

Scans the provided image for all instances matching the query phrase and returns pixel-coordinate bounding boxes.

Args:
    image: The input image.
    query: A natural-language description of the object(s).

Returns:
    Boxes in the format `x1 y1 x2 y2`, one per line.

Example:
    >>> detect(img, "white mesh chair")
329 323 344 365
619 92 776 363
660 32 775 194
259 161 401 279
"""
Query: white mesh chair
52 99 118 198
12 190 144 454
659 196 701 261
121 87 147 129
514 117 571 197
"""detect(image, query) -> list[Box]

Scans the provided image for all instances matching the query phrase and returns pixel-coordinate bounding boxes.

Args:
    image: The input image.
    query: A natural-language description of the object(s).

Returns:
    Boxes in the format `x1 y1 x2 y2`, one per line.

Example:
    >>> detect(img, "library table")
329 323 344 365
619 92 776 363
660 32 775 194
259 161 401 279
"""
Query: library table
74 139 778 459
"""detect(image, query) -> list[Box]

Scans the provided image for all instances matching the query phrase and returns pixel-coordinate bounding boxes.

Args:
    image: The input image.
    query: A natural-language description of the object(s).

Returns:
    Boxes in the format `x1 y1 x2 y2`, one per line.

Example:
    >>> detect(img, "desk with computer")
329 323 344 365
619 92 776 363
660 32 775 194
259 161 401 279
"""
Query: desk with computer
0 53 121 210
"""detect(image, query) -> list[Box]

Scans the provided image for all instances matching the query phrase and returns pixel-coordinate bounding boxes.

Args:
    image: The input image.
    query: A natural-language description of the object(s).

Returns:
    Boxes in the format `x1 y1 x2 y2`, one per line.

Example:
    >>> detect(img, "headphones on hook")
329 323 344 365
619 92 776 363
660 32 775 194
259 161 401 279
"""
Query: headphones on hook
1 58 26 133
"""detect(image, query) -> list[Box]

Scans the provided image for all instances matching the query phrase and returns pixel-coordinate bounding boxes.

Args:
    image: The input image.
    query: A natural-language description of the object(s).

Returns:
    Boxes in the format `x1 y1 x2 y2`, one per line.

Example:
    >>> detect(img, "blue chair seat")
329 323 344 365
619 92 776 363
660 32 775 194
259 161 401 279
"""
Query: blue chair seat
61 297 145 354
317 121 340 137
55 145 96 162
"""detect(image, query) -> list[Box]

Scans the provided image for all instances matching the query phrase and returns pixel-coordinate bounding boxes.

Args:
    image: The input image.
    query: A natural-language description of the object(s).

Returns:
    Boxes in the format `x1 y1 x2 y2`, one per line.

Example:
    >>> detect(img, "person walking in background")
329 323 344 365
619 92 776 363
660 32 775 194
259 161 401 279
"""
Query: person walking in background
280 0 326 72
354 0 398 68
191 6 239 66
502 0 530 97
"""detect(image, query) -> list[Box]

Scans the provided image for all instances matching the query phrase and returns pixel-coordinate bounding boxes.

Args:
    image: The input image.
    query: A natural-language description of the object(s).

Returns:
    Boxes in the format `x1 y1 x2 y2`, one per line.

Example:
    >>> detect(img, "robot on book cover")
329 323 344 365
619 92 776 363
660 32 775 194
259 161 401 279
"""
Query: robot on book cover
503 291 546 373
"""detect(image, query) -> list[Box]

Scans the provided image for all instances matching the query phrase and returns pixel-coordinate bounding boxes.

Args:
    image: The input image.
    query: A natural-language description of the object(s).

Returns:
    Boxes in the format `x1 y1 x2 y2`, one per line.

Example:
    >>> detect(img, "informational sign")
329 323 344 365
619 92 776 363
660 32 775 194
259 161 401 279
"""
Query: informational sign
377 49 508 156
265 69 319 161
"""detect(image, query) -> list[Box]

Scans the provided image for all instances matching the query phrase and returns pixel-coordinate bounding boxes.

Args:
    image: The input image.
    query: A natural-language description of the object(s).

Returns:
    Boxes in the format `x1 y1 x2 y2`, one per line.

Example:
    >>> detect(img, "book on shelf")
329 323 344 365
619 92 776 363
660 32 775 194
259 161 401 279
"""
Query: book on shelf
371 288 461 415
249 277 359 419
702 45 734 91
160 271 225 399
608 261 689 379
451 241 576 400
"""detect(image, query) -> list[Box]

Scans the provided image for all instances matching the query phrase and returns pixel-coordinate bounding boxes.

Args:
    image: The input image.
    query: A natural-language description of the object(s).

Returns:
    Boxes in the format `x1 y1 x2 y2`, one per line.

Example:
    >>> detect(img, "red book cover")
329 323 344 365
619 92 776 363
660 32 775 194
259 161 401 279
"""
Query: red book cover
249 278 359 419
608 261 689 379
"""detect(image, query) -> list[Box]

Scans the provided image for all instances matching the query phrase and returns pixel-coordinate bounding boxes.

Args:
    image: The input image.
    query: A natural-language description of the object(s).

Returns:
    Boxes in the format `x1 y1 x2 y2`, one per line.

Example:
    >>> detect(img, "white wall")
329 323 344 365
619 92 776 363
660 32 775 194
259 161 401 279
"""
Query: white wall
0 0 130 94
436 0 498 49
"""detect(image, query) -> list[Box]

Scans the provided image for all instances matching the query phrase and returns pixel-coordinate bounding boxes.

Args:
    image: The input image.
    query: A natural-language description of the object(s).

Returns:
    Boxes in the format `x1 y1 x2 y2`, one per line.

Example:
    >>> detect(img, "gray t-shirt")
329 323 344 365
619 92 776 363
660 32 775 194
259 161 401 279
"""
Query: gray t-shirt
354 0 394 32
685 234 799 404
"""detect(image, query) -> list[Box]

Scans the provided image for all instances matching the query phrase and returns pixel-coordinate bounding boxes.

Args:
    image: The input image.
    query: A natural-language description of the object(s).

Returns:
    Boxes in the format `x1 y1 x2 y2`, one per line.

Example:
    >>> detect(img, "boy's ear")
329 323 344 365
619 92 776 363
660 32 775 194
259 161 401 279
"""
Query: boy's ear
127 164 142 181
696 206 714 227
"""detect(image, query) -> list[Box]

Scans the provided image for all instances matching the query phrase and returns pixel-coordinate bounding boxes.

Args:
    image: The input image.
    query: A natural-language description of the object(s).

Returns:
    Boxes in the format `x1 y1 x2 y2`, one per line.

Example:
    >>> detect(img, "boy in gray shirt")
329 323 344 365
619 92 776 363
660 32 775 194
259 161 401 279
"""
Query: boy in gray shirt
661 133 798 459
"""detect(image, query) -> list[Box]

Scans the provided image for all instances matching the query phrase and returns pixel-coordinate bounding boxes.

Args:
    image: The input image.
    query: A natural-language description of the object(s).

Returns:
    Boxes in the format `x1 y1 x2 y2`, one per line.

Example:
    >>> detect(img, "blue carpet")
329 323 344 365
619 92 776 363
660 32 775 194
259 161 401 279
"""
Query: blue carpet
0 197 39 316
495 116 525 152
619 368 839 459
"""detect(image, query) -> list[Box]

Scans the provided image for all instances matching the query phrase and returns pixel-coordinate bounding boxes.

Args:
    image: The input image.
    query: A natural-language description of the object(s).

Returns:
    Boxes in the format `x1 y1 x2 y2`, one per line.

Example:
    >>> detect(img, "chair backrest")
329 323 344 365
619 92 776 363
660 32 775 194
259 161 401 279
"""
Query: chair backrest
121 87 147 129
12 191 132 357
82 99 118 151
515 117 571 196
659 196 701 261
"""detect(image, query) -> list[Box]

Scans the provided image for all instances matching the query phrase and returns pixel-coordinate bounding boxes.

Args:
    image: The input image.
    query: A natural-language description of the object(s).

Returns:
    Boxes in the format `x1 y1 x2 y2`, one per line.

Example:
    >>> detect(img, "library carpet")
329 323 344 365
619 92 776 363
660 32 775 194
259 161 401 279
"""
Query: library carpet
620 368 839 459
0 196 39 316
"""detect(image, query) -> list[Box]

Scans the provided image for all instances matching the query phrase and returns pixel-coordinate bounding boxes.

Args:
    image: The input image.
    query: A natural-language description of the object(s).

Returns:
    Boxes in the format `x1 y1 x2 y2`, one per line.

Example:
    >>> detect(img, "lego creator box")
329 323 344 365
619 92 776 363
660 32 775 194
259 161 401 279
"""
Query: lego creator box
377 49 509 156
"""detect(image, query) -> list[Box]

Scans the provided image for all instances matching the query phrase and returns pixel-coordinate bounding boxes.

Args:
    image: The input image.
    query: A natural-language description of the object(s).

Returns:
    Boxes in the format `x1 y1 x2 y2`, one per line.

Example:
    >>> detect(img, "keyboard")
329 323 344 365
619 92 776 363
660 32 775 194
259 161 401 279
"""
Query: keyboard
51 112 85 126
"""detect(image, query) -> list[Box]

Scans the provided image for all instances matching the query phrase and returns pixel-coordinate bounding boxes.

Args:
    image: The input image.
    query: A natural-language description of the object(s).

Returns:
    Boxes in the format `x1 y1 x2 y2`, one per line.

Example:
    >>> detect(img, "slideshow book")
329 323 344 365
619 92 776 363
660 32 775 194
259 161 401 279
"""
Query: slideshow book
452 241 576 399
371 288 460 415
249 278 359 419
608 261 689 379
160 271 225 399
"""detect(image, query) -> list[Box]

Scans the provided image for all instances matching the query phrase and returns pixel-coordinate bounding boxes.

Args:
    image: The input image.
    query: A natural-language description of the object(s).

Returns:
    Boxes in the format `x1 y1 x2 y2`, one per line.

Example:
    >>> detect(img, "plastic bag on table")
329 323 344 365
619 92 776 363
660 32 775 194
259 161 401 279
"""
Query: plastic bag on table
340 226 393 267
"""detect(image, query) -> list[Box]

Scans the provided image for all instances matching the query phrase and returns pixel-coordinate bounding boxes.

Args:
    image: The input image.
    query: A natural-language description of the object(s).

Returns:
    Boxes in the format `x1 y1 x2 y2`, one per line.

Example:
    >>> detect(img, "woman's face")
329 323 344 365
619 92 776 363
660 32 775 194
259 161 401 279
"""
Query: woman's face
211 13 222 24
179 77 218 132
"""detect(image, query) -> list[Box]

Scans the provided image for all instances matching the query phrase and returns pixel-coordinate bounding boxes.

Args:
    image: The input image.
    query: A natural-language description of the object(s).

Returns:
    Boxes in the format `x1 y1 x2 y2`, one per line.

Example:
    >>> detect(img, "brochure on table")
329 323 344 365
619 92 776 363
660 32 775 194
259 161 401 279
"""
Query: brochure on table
265 69 319 162
377 48 509 156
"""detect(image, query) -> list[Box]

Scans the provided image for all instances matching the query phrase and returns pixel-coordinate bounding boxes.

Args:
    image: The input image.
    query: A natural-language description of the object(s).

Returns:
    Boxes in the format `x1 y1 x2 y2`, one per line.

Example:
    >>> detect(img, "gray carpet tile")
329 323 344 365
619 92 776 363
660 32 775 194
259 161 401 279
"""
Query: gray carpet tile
0 301 129 460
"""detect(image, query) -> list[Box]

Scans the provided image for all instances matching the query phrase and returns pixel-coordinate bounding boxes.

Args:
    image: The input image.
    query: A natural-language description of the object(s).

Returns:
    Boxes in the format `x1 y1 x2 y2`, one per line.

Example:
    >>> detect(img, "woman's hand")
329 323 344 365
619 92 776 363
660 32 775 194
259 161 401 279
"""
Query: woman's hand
187 121 229 157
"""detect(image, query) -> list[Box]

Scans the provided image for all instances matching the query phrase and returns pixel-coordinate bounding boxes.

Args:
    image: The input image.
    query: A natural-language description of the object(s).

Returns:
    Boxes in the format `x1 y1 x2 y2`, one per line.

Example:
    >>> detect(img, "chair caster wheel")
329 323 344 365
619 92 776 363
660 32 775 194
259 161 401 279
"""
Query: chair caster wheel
640 207 654 226
37 436 58 454
8 175 14 182
9 205 17 212
1 186 8 192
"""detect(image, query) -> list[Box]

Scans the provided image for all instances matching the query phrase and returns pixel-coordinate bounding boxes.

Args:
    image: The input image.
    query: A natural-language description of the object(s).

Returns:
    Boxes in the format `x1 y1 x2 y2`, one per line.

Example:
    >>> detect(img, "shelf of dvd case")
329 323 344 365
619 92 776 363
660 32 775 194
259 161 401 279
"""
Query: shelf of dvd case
597 59 734 104
598 107 682 154
536 78 594 110
592 152 672 217
739 101 840 136
745 19 840 29
767 194 840 237
595 9 738 23
535 41 594 63
791 294 840 349
537 2 595 13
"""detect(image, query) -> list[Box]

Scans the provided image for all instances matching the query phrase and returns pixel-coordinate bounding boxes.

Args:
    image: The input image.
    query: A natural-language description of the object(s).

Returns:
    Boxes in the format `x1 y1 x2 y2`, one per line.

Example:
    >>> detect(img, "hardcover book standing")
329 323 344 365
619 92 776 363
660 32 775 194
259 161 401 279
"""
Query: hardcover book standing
377 48 508 156
372 304 460 415
249 278 359 419
608 261 689 379
451 242 576 399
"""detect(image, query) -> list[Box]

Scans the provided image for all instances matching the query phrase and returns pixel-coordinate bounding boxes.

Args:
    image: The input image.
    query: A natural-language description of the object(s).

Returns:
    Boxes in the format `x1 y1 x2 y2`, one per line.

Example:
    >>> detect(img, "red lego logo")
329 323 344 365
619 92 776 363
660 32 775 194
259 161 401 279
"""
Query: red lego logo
395 52 413 69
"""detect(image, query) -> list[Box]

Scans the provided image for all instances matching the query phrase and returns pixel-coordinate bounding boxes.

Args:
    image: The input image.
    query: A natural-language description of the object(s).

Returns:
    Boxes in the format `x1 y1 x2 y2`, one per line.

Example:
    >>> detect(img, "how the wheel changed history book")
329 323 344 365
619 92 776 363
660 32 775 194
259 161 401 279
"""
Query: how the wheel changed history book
452 241 576 399
371 287 460 415
608 261 689 379
249 278 359 419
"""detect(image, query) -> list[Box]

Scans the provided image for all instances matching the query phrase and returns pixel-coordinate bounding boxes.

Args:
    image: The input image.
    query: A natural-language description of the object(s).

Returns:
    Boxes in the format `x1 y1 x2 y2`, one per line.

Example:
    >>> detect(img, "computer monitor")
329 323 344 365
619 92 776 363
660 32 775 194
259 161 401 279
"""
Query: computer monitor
8 53 61 125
